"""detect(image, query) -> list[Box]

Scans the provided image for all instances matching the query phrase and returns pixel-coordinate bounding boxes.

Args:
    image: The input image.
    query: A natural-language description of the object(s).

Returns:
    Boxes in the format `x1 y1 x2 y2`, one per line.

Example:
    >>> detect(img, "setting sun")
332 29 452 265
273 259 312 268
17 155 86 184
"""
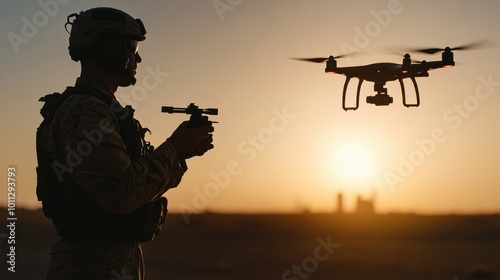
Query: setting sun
332 144 375 183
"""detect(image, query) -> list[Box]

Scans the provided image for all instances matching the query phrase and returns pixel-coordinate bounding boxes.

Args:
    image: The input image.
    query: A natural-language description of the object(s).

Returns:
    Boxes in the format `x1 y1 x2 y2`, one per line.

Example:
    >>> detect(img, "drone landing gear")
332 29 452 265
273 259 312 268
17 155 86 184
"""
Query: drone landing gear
342 78 394 110
341 76 363 111
398 76 420 107
341 77 421 110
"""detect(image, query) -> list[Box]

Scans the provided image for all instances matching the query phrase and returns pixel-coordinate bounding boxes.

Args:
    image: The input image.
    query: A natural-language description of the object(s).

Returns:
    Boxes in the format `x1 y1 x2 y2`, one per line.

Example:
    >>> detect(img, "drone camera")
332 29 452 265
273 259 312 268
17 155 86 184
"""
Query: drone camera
366 93 393 106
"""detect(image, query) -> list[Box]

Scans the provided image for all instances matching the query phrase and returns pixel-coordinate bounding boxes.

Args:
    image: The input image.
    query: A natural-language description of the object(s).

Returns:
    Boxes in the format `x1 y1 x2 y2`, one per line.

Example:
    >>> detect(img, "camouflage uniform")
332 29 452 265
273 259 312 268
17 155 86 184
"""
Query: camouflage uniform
42 77 186 280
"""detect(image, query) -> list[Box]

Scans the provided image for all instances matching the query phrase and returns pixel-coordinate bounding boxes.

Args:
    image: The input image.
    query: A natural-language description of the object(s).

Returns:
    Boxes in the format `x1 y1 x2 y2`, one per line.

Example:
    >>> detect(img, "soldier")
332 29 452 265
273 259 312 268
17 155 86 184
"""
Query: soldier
35 7 214 279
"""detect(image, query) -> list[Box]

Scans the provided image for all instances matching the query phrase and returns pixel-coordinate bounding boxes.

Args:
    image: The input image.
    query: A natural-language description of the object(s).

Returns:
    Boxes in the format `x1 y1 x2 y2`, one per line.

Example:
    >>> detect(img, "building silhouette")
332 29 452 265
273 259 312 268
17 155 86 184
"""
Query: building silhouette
355 194 375 215
336 193 344 214
335 192 376 215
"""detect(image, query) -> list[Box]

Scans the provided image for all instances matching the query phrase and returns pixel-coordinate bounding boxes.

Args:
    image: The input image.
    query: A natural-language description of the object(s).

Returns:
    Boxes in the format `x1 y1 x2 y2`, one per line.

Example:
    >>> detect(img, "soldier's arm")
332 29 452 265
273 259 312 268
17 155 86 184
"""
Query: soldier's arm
68 98 185 215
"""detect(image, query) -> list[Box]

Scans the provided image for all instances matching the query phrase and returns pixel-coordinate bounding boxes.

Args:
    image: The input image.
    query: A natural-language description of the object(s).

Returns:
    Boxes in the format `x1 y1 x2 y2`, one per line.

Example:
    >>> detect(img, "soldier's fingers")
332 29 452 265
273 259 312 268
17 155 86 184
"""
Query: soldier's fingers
191 125 214 134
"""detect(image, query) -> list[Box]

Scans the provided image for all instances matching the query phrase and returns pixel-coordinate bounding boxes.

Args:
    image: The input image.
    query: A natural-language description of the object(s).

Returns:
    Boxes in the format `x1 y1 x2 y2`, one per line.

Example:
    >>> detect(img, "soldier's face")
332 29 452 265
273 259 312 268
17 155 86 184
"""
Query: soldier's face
127 40 141 75
118 40 141 86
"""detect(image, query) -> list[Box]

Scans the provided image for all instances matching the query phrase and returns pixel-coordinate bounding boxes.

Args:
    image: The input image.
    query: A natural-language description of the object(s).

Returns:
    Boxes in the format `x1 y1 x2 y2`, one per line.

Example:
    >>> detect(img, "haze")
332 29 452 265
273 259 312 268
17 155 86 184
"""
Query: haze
1 0 499 214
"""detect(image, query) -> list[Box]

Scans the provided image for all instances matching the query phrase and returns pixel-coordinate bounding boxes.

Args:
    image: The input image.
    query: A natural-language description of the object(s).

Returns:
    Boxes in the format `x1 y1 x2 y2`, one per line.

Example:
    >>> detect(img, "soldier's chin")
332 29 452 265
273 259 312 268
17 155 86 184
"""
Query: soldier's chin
118 72 137 87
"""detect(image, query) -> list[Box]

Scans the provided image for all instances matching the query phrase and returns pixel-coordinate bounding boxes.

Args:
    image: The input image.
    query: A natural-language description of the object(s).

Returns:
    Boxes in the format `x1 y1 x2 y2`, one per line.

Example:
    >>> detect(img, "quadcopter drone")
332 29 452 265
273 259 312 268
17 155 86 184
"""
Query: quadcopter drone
293 41 489 111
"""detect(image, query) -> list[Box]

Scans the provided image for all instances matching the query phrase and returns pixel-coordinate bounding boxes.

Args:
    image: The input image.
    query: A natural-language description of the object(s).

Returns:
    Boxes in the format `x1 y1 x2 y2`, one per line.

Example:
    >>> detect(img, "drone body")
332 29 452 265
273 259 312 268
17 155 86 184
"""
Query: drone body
293 42 488 111
326 51 454 110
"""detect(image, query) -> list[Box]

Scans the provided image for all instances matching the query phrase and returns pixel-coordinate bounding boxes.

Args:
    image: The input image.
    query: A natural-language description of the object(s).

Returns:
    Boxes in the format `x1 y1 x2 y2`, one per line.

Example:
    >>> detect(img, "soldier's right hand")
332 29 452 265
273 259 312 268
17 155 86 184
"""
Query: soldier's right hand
167 121 214 159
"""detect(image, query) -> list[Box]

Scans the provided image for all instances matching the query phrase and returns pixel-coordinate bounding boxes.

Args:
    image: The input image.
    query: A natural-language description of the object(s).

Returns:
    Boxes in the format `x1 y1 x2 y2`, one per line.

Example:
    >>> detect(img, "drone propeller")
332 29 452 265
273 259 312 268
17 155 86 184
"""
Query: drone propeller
291 57 330 63
290 52 357 63
410 40 494 54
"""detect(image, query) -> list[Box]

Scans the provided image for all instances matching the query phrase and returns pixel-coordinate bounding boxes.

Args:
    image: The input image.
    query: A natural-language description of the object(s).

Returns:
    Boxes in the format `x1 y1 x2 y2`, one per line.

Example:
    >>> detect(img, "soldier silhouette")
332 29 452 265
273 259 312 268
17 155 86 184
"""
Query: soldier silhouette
36 7 214 279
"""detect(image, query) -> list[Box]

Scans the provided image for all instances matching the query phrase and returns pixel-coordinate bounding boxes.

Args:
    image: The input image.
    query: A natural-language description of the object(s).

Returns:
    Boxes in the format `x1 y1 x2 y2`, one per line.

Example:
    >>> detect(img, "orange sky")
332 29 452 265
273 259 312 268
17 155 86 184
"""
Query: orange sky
1 0 499 214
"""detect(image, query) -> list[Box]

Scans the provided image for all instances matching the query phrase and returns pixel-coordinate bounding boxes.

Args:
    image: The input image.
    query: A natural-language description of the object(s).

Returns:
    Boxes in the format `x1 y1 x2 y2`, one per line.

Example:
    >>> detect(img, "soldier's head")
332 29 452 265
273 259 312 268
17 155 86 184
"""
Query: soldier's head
66 7 146 87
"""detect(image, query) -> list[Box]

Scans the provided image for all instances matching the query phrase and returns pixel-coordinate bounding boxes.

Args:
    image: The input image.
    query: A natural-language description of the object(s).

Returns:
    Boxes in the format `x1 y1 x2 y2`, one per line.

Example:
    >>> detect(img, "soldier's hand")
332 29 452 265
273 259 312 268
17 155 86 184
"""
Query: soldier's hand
167 121 214 159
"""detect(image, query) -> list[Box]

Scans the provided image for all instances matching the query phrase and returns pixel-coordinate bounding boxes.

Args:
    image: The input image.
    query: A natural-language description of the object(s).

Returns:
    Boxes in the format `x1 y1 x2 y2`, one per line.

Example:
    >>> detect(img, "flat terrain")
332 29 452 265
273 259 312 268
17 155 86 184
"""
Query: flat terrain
1 209 500 279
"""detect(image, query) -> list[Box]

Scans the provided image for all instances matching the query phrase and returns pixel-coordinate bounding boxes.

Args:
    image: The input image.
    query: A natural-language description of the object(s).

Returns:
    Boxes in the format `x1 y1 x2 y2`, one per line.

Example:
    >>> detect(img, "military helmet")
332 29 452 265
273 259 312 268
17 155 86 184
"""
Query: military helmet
67 7 146 62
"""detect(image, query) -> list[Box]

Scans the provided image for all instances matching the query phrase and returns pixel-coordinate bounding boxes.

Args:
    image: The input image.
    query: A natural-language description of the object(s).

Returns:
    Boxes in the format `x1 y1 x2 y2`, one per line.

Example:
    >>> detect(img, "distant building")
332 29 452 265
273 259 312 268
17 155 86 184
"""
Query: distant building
355 194 375 215
334 192 376 215
336 193 344 214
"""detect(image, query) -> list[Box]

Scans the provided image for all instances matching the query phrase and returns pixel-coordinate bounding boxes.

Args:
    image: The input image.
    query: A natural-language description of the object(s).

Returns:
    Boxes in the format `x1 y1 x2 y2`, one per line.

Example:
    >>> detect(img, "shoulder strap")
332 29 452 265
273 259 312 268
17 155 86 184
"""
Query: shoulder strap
38 84 153 159
64 84 114 106
38 85 114 123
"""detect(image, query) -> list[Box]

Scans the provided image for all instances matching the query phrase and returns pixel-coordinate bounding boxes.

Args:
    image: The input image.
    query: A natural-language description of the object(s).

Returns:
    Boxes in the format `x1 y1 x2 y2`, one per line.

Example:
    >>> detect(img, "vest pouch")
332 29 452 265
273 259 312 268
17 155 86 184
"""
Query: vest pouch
136 197 168 242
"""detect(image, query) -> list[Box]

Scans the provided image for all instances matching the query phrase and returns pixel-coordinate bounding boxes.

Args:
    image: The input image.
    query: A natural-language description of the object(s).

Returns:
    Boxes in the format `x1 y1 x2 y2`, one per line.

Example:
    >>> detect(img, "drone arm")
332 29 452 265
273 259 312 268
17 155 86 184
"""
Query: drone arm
414 60 446 73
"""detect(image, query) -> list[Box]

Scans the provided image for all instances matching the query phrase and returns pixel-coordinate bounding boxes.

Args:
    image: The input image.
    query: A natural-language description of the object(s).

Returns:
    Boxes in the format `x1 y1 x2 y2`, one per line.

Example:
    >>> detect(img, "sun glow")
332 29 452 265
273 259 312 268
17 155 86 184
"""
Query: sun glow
332 144 375 183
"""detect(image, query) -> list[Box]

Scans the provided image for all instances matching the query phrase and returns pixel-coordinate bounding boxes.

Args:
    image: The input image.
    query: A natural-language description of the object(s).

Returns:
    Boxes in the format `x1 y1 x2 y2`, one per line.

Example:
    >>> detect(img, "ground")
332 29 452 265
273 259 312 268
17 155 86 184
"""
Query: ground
1 209 499 280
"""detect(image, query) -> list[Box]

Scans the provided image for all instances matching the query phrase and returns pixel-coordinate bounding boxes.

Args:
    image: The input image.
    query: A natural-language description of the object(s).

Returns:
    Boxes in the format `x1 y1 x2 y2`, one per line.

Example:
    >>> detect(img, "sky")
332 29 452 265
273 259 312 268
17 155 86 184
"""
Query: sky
1 0 499 214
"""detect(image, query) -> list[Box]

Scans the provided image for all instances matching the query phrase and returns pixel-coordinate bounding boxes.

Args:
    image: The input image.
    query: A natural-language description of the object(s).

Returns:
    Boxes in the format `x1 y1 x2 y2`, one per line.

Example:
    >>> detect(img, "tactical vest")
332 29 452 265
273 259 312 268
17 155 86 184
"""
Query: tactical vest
36 84 167 242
